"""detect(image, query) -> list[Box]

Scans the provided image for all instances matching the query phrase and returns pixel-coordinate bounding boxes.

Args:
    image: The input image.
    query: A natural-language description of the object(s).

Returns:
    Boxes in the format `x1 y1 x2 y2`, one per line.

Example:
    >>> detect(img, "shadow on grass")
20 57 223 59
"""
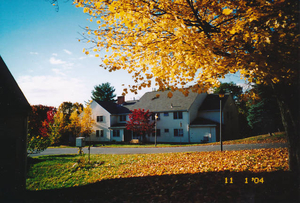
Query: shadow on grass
27 155 81 172
25 171 298 203
27 156 45 165
27 154 79 163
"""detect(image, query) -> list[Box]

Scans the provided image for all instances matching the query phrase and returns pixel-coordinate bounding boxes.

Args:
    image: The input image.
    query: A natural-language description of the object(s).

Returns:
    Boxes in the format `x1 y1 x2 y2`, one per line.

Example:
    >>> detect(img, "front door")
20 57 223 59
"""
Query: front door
124 129 132 142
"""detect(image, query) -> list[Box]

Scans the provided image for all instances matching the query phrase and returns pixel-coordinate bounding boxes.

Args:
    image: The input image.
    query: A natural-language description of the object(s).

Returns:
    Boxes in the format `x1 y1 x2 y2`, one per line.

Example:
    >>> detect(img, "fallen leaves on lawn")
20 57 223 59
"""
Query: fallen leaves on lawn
116 148 288 179
27 148 289 191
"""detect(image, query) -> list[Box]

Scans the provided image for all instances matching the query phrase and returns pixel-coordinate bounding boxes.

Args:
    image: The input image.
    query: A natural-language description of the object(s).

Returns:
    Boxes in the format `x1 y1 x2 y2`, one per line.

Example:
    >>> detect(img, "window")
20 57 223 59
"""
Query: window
173 112 183 119
96 130 104 137
113 130 120 137
120 115 126 122
164 129 169 133
174 129 184 137
152 129 161 137
97 116 104 122
164 112 169 116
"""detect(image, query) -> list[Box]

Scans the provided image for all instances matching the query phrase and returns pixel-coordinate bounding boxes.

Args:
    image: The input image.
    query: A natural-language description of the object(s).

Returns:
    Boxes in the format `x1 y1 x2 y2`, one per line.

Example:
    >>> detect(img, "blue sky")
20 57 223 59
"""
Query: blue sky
1 0 244 107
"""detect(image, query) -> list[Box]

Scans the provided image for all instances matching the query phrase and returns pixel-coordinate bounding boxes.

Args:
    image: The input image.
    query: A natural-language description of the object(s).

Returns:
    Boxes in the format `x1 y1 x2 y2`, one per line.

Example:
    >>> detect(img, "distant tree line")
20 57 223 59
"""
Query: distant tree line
27 102 94 154
213 82 283 137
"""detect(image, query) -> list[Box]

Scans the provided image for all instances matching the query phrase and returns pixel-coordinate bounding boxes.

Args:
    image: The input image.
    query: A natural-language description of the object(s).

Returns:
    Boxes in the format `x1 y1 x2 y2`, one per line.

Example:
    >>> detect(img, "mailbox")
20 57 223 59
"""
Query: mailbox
76 137 85 147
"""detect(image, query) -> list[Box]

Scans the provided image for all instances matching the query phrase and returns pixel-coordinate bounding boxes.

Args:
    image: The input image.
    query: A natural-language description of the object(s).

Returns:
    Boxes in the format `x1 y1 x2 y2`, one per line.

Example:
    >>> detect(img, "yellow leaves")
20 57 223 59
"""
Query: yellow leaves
222 8 233 15
80 104 95 135
83 7 89 13
103 58 109 65
75 0 298 93
115 148 288 178
121 56 127 62
167 92 173 98
230 29 236 35
27 145 289 193
108 4 115 12
271 77 280 84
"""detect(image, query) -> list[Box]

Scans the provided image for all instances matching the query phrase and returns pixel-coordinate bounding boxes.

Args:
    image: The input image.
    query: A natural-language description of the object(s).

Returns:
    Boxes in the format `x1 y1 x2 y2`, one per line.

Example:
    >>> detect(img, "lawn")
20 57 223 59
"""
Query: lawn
26 148 289 191
25 147 299 202
25 134 298 202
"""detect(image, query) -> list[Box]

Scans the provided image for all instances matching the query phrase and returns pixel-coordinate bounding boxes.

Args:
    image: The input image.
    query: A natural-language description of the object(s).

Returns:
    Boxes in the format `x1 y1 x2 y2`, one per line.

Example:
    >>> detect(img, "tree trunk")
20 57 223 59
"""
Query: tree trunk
272 82 300 194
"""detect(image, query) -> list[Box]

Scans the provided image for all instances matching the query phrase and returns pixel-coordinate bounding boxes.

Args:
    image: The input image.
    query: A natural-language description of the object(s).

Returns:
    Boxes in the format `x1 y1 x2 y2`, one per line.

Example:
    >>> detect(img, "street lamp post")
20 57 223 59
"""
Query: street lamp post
219 90 225 151
155 113 158 147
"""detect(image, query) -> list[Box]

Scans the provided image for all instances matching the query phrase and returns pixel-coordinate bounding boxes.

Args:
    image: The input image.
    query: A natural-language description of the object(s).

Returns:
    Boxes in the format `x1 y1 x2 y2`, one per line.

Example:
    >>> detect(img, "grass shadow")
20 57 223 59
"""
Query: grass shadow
27 156 45 167
25 170 298 203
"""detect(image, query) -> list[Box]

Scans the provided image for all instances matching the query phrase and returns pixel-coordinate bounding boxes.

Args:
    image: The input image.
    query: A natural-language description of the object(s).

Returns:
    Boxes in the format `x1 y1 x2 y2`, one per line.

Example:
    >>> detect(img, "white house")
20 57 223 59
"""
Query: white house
89 90 239 143
89 98 134 142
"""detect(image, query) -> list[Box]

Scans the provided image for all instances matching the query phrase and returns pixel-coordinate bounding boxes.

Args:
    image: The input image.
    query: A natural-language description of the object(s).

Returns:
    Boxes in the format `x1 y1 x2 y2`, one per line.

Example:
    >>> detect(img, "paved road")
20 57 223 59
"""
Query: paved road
29 142 288 157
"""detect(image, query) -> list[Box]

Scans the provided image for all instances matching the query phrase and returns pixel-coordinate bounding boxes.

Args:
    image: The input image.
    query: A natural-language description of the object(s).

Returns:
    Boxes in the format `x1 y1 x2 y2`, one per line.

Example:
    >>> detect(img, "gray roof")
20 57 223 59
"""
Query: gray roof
95 100 131 114
128 90 200 112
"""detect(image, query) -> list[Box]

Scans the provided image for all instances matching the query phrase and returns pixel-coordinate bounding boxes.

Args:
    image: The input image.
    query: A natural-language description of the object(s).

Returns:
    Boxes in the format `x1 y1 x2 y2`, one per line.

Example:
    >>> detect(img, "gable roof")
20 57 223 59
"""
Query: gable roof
199 94 229 111
0 56 31 114
128 90 202 112
95 100 131 115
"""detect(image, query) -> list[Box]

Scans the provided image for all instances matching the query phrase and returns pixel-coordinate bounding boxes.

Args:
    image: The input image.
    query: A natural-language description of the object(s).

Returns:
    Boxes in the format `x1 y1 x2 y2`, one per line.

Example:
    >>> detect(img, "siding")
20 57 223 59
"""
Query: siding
90 101 111 142
148 111 190 143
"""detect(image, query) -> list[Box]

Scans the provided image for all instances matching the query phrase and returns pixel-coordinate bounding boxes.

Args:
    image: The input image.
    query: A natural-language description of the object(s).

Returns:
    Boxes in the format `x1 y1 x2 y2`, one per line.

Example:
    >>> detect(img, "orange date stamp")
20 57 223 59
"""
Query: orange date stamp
225 177 264 184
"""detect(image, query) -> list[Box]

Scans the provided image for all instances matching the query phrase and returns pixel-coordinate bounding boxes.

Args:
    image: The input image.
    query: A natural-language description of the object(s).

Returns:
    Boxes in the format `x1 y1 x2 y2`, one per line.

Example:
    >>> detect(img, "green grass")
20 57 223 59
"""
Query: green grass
48 145 74 149
26 154 140 190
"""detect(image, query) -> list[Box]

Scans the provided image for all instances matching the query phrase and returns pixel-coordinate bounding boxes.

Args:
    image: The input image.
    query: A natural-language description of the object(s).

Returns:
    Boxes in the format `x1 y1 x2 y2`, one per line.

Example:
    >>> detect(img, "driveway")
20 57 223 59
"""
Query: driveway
29 142 288 157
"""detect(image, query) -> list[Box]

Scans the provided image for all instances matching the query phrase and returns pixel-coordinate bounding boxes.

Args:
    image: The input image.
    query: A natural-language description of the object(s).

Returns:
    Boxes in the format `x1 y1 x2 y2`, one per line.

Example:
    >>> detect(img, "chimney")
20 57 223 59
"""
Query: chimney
117 96 125 105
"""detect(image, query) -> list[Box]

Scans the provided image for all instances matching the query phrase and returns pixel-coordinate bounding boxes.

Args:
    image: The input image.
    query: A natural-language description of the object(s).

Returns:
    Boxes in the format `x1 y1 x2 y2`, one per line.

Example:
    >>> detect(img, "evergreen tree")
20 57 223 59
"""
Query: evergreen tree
247 84 283 135
91 82 116 102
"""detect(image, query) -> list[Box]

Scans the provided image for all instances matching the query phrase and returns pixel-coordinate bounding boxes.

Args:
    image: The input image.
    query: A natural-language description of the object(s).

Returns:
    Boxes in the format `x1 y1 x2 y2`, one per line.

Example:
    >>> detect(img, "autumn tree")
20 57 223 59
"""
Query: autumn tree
48 112 62 145
126 109 155 141
27 105 57 153
75 0 299 179
56 102 83 144
91 82 116 101
69 105 83 138
80 104 95 137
